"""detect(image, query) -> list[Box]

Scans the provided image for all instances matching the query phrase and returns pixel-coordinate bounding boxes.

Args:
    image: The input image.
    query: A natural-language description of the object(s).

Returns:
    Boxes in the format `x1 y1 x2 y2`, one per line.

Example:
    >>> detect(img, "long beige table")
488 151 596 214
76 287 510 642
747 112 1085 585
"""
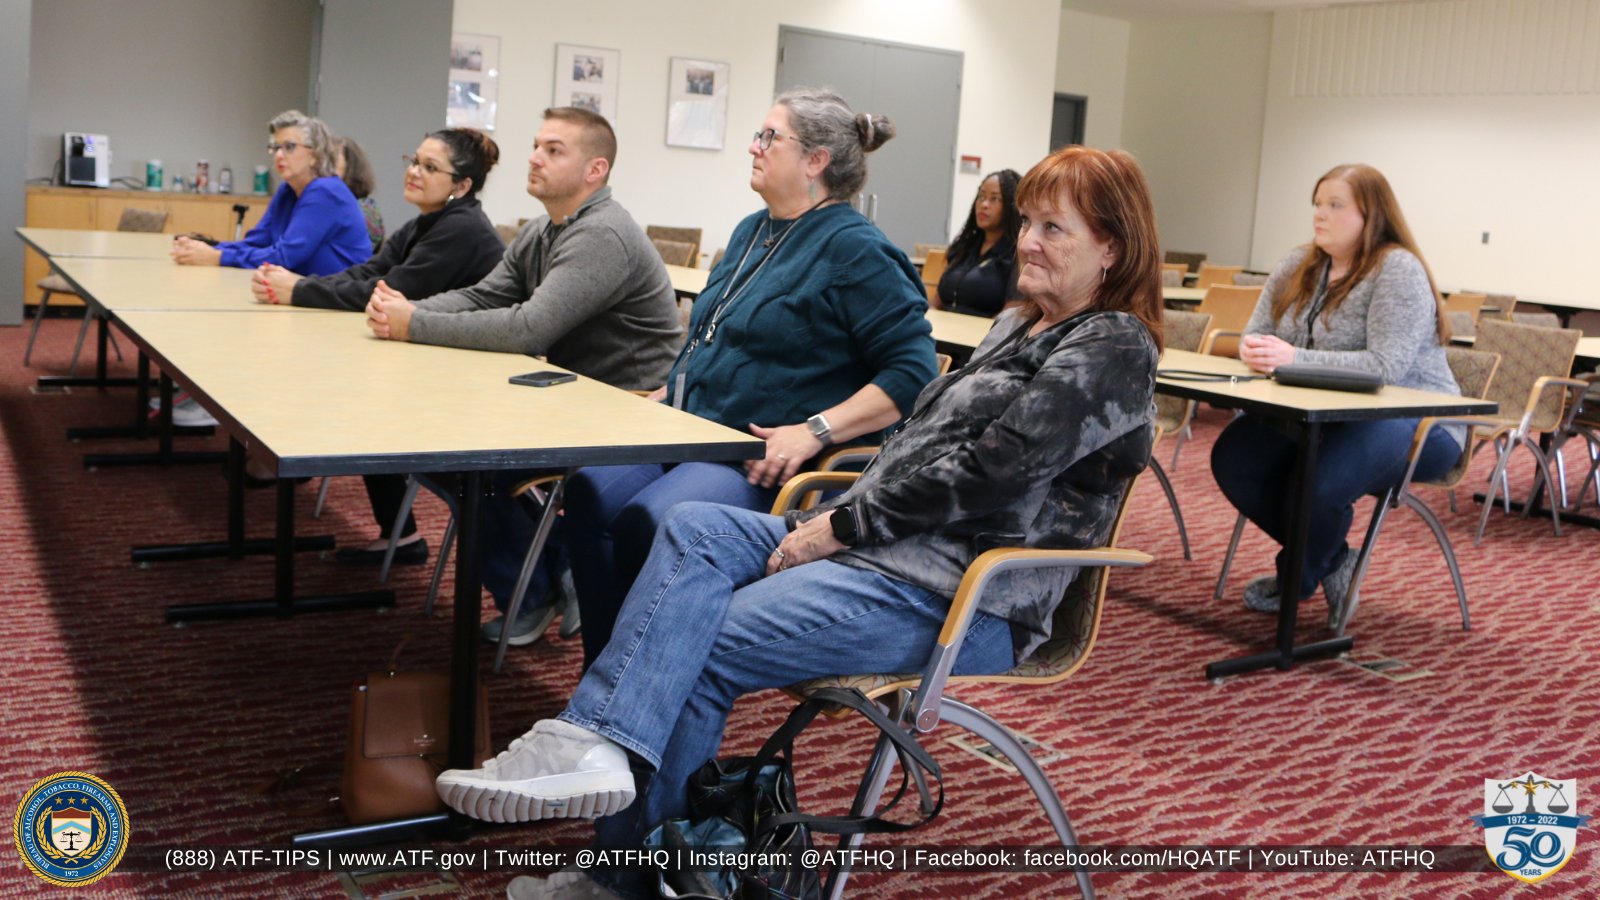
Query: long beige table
666 263 709 298
1163 285 1208 304
927 308 993 349
51 256 299 313
1156 349 1496 679
18 227 177 260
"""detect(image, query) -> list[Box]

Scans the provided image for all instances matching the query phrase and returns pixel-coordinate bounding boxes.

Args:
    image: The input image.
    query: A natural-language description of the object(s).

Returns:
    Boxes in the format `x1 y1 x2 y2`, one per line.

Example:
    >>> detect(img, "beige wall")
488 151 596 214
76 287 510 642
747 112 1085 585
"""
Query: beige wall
1251 1 1600 303
454 0 1062 261
1121 12 1272 271
28 0 316 191
1055 9 1129 150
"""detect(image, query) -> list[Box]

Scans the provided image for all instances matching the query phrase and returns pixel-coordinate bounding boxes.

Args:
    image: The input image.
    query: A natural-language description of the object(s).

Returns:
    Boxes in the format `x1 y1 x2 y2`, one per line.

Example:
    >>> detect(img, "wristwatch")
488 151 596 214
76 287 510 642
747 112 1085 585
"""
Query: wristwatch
830 504 860 546
805 413 834 447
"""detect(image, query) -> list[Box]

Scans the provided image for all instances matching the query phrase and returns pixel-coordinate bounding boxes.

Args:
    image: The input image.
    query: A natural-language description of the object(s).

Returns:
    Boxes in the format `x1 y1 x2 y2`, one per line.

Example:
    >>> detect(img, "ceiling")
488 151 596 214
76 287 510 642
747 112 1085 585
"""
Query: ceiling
1061 0 1406 19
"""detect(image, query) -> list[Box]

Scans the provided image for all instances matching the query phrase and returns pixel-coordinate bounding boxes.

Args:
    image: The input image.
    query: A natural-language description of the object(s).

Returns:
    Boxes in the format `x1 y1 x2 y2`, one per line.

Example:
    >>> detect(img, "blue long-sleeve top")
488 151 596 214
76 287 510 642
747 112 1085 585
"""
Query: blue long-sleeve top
664 203 936 439
217 177 373 276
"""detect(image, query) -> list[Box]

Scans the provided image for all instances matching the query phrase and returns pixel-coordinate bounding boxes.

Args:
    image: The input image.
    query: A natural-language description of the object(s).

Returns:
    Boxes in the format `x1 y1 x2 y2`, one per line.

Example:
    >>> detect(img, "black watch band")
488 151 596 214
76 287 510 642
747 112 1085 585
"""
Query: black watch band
830 505 860 546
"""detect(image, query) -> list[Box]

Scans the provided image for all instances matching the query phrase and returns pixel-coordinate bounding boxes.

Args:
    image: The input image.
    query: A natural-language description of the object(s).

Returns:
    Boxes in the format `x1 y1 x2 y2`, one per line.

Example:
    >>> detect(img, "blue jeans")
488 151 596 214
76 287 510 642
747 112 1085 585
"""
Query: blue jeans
1210 415 1461 600
563 462 777 667
556 501 1016 898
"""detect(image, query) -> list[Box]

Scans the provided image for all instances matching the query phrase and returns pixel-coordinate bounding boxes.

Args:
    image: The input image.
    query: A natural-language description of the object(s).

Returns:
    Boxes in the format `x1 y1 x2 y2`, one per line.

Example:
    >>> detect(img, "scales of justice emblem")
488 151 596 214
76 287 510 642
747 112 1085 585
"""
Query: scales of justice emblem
1469 772 1590 884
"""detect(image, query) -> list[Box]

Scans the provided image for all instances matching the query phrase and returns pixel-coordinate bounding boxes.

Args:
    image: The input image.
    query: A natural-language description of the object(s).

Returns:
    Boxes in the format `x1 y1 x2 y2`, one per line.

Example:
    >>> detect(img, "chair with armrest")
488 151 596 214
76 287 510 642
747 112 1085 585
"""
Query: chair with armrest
771 470 1150 900
1195 284 1262 359
1466 318 1584 543
24 206 168 369
815 354 955 476
1214 347 1502 632
1232 272 1268 287
1444 292 1487 323
913 242 947 259
650 238 696 268
1193 264 1244 290
646 225 702 267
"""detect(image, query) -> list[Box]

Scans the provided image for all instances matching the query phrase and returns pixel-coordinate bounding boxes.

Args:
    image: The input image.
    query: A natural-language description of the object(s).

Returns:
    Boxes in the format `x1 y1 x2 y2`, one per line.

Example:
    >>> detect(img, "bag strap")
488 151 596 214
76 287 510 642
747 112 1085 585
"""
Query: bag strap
1156 368 1268 384
754 687 945 837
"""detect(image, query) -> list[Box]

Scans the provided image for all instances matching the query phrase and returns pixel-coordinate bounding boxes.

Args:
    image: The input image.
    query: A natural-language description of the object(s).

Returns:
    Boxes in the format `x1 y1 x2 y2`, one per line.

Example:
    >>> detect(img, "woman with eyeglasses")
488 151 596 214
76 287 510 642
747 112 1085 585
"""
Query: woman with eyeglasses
934 168 1023 317
250 128 505 566
481 88 937 660
172 110 371 275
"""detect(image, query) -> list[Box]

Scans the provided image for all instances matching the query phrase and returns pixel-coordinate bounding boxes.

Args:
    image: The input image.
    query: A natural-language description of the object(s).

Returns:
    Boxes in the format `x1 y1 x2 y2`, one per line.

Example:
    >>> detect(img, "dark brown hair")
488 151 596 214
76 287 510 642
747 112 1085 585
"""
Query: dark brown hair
335 136 376 199
1014 147 1164 351
427 127 500 199
542 107 617 170
1272 163 1448 343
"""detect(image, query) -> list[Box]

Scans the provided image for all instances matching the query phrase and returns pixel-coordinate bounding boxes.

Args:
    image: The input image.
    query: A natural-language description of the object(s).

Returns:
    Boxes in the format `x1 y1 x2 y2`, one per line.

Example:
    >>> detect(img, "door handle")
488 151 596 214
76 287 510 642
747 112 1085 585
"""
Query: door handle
867 193 879 223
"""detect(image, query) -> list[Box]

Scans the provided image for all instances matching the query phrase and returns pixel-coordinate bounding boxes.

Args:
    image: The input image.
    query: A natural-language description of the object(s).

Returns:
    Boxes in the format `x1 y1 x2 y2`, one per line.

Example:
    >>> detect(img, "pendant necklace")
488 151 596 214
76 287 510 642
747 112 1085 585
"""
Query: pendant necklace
697 200 826 345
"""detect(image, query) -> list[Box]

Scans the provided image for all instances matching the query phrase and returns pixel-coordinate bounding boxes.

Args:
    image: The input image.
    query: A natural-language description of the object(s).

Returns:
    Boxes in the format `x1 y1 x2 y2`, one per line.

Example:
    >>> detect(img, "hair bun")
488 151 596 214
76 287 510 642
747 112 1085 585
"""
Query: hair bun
855 113 896 152
476 130 500 169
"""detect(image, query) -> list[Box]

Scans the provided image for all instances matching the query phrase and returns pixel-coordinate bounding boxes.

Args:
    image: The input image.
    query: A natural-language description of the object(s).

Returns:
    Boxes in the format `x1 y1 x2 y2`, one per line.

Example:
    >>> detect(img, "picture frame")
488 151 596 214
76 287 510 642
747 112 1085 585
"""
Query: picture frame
553 43 621 123
665 57 731 150
447 33 500 132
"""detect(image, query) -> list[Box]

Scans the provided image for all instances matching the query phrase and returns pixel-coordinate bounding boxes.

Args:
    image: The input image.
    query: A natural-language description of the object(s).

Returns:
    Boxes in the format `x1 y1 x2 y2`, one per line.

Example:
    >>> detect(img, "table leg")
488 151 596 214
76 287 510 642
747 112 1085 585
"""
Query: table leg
1205 421 1352 678
82 372 227 469
67 350 214 441
447 471 484 839
36 301 148 391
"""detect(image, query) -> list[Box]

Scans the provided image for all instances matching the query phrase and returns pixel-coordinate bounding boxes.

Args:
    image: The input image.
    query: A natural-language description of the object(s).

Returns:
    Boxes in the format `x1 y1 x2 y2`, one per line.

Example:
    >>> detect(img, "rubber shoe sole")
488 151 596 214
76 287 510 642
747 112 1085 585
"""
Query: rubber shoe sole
481 602 559 647
435 768 634 823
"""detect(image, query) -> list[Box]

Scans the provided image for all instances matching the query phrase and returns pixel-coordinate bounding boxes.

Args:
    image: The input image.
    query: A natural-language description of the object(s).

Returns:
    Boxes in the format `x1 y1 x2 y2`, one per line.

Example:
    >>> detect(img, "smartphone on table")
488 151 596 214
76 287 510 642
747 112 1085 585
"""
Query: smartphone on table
509 370 577 387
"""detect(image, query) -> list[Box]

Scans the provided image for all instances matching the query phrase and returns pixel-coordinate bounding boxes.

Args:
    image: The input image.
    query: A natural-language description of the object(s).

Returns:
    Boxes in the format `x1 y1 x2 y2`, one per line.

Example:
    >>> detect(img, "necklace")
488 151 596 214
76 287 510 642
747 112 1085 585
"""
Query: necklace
761 215 801 248
696 201 828 345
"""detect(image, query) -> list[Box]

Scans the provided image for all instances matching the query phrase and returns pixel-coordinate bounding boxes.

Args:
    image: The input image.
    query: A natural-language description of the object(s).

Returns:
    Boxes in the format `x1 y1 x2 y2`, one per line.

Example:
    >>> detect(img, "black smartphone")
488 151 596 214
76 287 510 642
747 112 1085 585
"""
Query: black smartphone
509 370 577 387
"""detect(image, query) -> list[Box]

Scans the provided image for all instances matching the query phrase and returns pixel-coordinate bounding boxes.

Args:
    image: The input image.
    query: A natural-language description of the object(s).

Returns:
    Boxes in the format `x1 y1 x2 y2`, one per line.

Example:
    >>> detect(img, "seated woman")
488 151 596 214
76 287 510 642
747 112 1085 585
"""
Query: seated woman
250 128 505 564
933 168 1022 317
481 89 937 651
436 145 1164 899
1211 163 1459 624
171 110 371 276
335 136 385 253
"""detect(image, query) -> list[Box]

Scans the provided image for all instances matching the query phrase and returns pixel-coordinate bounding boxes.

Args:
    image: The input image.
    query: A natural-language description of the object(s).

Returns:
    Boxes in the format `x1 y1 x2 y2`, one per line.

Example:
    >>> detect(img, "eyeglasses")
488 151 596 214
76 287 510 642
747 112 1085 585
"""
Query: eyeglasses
752 128 804 152
401 154 459 178
266 140 311 155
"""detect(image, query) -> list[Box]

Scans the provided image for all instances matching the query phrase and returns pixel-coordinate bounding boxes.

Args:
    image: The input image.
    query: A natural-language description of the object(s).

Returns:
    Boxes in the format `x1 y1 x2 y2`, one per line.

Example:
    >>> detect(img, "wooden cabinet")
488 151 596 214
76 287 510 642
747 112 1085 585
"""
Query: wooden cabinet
23 187 271 307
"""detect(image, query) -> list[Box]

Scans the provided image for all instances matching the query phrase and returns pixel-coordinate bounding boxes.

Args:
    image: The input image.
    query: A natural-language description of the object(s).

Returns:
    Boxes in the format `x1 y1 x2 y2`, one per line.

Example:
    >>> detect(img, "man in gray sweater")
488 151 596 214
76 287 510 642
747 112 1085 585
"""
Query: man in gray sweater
364 106 681 392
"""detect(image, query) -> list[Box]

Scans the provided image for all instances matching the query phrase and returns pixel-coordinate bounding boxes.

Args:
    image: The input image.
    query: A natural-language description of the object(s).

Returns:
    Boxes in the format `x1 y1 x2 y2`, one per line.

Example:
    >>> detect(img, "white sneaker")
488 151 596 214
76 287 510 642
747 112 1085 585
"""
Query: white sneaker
435 719 634 823
169 396 218 428
506 866 621 899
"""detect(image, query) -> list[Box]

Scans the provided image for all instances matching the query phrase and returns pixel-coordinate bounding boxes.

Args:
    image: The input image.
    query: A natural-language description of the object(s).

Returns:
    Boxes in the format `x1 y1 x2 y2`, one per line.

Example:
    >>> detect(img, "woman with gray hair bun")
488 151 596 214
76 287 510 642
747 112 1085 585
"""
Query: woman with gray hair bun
171 109 371 276
481 86 938 666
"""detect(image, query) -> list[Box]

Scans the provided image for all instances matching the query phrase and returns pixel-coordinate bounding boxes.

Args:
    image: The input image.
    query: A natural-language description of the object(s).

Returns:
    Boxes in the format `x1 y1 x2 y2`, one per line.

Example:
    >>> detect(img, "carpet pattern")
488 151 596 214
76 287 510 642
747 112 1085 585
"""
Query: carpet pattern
1 318 1596 898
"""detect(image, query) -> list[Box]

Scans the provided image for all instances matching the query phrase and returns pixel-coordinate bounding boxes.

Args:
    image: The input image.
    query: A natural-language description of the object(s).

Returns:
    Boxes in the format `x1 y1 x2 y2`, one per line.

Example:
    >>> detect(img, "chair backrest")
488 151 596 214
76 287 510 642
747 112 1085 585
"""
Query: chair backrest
1163 250 1206 273
1196 284 1262 358
1156 310 1212 433
1446 310 1476 340
116 207 168 233
913 242 948 259
934 352 954 377
1445 292 1487 322
921 248 948 301
494 223 520 245
1429 347 1501 486
646 225 701 266
650 238 696 268
1480 292 1516 321
1232 271 1268 287
1512 311 1561 329
1474 318 1582 432
1160 262 1187 283
709 247 726 270
1160 268 1183 287
1194 263 1244 289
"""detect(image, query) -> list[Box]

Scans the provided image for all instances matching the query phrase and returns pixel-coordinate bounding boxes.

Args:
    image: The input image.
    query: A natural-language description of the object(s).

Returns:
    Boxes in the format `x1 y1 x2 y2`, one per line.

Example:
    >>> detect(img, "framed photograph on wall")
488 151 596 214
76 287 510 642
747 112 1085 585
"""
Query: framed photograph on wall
553 43 621 124
665 57 731 150
447 33 500 131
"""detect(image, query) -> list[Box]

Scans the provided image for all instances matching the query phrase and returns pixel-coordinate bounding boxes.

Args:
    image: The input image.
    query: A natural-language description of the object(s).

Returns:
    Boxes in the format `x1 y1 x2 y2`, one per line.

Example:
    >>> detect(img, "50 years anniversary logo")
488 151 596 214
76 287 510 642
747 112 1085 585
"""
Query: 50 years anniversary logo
14 771 129 886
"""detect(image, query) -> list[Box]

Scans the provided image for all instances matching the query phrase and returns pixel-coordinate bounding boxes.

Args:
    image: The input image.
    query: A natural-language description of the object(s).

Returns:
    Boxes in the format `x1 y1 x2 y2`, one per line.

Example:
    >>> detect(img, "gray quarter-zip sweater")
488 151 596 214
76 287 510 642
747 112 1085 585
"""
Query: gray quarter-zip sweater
406 186 682 392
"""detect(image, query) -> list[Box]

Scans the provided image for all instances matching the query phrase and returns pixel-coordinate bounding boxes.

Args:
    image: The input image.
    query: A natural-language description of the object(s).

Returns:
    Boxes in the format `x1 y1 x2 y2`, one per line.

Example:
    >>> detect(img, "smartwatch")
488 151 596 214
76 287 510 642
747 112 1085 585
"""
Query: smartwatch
805 413 834 447
830 504 860 547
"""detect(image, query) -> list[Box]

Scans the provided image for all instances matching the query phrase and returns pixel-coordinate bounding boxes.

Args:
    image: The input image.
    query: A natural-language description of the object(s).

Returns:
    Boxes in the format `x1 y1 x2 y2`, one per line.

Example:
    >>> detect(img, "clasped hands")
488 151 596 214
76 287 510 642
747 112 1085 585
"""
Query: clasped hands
1239 334 1296 374
170 235 221 267
250 264 303 304
364 280 416 341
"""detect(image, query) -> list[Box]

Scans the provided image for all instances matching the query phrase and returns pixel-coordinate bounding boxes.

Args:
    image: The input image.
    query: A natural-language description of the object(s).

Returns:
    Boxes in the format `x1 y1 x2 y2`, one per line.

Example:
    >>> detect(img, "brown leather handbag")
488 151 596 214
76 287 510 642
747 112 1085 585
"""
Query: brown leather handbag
341 667 491 825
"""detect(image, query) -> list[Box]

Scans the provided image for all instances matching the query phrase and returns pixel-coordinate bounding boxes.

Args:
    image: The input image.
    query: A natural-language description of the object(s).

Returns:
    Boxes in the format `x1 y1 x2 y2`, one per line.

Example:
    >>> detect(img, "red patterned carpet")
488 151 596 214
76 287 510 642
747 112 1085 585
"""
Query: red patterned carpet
1 317 1597 898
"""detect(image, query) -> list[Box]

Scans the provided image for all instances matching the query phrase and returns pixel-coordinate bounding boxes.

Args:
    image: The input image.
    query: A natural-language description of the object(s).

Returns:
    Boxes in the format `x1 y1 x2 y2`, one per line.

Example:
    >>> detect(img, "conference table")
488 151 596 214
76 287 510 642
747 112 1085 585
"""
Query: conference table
1155 349 1496 678
665 263 709 299
30 246 764 846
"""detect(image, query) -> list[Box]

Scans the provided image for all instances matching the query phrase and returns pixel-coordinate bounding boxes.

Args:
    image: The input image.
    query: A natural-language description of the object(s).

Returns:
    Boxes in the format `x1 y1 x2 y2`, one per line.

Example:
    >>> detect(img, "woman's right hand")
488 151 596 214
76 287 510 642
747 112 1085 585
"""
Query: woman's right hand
646 385 667 403
1239 334 1296 374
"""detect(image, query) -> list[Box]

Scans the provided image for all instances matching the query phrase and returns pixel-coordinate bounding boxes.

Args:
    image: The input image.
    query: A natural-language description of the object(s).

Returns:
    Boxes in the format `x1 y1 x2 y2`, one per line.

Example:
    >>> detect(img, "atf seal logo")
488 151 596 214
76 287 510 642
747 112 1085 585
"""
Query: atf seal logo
1470 772 1590 884
13 771 129 886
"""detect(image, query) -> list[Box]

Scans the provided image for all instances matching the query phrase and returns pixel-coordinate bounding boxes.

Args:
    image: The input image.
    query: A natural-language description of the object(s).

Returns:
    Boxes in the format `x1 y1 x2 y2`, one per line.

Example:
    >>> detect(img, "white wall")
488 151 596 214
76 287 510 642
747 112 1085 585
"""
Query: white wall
1055 9 1129 150
453 0 1061 261
28 0 316 190
1120 12 1272 270
1251 1 1600 302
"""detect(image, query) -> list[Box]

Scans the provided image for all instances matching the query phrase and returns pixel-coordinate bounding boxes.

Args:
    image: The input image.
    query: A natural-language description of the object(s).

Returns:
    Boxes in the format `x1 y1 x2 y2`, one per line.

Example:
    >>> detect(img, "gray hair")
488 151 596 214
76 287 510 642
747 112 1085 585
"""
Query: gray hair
775 88 895 201
267 109 338 179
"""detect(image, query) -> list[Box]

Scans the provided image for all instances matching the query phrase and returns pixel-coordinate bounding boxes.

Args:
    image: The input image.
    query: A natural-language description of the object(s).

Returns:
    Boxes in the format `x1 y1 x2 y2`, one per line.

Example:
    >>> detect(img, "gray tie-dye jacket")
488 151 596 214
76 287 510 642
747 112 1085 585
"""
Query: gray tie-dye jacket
803 307 1158 659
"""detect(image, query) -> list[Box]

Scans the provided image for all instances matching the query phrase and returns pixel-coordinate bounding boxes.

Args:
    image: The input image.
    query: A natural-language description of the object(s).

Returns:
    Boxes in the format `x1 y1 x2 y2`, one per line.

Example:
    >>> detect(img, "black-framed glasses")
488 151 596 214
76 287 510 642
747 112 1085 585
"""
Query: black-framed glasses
401 154 459 178
267 140 311 155
752 128 803 151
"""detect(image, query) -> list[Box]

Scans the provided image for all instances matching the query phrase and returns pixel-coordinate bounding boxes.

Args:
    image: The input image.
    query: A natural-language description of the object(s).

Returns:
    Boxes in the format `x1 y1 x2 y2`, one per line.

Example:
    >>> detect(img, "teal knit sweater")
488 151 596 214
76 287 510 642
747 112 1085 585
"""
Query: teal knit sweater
665 204 936 438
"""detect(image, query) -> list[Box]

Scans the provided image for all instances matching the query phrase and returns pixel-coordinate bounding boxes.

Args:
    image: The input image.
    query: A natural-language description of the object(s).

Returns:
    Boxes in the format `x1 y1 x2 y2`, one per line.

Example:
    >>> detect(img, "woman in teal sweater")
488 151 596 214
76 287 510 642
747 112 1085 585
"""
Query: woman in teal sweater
484 88 937 658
